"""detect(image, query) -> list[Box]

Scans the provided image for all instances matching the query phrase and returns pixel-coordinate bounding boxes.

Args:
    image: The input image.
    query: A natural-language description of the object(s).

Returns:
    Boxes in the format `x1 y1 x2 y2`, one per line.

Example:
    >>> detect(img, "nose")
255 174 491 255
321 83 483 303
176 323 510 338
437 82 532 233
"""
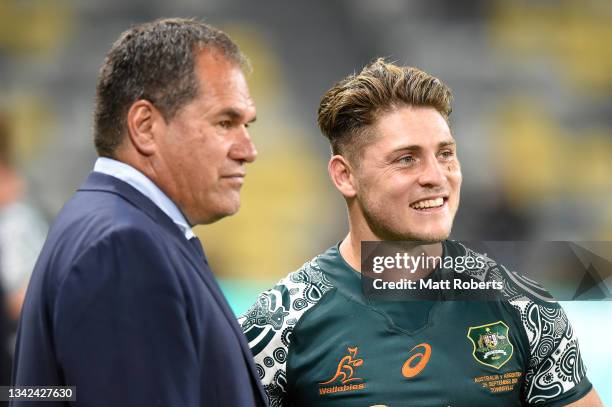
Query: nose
229 126 258 163
417 155 445 187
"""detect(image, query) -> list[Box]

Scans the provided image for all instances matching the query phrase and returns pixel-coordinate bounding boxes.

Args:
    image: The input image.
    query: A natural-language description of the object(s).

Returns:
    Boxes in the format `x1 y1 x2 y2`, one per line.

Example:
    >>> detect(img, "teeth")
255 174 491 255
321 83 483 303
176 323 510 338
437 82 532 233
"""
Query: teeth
411 197 444 209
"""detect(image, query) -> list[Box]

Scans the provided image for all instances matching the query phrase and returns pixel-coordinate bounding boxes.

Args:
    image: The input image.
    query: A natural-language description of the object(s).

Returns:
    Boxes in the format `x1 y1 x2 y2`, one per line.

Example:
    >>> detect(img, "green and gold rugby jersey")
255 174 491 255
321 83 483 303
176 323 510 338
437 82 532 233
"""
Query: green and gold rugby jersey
239 241 592 406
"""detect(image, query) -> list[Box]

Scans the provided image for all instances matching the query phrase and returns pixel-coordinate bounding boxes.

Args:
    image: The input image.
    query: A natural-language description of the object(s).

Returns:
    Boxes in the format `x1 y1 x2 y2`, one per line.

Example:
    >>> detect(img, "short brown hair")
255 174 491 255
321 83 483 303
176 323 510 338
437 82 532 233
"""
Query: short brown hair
94 18 249 157
317 58 452 160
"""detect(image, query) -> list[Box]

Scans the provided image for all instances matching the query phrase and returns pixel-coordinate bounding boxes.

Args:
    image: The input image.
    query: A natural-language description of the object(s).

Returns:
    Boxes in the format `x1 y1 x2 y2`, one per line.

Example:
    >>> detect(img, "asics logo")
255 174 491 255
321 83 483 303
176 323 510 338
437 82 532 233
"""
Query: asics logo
402 343 431 378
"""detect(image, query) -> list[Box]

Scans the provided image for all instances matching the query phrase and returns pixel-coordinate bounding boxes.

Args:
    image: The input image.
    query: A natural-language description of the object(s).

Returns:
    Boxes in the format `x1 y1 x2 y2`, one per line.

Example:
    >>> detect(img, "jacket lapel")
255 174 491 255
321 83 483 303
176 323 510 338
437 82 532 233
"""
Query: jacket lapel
180 239 268 405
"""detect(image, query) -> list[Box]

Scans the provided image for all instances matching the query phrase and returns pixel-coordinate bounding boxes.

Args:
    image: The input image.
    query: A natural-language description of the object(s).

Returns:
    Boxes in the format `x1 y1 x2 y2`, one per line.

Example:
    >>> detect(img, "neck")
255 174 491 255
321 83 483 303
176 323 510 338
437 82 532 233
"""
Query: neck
339 232 362 271
339 209 444 273
0 165 24 206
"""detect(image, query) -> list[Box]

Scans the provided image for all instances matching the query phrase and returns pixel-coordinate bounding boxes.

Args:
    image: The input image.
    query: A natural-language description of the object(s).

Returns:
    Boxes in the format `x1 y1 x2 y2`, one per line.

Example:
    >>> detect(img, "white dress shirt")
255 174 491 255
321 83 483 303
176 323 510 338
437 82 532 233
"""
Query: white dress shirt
93 157 195 240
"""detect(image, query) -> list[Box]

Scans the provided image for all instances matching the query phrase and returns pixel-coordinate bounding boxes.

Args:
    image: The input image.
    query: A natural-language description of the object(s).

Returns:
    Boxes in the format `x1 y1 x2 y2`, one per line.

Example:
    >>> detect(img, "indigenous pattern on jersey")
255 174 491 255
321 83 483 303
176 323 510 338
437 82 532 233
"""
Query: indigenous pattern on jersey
239 241 591 406
238 258 334 406
461 245 589 403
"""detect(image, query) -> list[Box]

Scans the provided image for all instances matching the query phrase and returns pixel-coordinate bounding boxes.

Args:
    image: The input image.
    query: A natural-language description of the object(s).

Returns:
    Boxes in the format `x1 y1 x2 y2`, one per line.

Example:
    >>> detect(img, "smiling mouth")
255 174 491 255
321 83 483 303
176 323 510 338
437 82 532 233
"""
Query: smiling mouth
410 197 447 210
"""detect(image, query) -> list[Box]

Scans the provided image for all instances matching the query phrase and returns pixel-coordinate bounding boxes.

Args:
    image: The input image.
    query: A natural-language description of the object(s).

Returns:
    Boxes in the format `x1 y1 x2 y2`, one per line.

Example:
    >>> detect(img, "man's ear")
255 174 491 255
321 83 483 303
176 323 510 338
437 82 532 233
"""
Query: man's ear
328 155 357 198
125 100 165 156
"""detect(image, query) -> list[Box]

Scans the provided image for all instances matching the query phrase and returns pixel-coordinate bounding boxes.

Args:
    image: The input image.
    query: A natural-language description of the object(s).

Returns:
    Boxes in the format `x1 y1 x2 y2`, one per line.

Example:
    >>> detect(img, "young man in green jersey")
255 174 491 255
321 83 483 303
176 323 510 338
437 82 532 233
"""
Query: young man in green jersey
239 59 603 406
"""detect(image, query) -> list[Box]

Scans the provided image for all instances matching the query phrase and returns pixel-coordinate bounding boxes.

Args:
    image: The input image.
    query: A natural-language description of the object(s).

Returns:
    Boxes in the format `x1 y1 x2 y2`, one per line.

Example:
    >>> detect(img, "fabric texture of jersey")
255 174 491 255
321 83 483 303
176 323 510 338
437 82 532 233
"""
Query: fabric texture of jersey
239 241 591 407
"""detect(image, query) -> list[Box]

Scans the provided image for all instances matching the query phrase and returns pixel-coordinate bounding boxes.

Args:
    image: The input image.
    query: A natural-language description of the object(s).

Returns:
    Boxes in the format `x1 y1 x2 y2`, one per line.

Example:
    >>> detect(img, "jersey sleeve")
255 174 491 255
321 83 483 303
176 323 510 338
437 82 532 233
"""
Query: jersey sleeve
456 243 594 406
238 258 334 407
511 298 592 406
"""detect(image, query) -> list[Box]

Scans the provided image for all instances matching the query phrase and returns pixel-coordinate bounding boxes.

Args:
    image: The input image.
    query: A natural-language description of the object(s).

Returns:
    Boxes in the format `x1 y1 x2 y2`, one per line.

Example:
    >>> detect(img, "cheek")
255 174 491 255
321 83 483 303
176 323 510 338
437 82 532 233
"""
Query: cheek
445 161 462 187
197 164 218 188
387 173 416 200
448 169 462 211
451 169 462 190
361 173 402 202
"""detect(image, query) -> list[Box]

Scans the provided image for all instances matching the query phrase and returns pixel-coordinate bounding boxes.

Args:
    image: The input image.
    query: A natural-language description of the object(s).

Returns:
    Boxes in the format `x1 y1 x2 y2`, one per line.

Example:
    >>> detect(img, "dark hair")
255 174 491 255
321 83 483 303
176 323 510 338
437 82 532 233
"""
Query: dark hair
317 58 453 160
94 18 249 157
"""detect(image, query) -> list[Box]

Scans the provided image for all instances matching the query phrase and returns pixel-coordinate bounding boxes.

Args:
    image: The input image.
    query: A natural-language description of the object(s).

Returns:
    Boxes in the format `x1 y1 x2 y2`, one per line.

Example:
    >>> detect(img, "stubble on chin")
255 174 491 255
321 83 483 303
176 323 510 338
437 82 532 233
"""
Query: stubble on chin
361 203 453 242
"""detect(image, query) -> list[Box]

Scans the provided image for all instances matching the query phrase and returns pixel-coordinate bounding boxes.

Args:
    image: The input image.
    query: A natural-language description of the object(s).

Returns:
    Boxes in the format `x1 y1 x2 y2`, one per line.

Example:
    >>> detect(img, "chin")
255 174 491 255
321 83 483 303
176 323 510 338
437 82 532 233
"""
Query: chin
196 196 242 225
193 208 233 226
215 202 241 221
374 227 449 243
363 206 454 242
416 226 452 242
392 224 452 242
411 232 450 243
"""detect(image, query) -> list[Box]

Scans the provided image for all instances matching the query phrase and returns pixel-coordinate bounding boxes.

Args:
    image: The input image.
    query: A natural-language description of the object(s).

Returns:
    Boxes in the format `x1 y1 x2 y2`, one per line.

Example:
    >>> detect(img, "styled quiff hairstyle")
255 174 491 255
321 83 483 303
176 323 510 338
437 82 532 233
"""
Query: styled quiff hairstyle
94 18 249 157
317 58 452 161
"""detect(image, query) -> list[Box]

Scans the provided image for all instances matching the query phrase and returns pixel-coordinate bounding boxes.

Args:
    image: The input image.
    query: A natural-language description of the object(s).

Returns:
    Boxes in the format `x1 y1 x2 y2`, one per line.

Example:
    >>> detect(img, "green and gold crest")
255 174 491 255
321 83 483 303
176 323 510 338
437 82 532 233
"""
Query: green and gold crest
466 321 514 369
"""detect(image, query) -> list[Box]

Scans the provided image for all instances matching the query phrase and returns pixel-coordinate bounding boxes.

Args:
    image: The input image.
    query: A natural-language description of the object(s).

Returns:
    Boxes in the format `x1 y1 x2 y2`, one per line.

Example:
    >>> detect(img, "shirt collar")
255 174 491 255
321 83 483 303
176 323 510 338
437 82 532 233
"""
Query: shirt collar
93 157 195 240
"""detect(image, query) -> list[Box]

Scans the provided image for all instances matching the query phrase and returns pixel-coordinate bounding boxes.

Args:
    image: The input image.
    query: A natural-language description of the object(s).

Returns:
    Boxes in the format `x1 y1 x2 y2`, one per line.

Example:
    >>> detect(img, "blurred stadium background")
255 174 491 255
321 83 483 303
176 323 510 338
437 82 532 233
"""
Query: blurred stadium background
0 0 610 401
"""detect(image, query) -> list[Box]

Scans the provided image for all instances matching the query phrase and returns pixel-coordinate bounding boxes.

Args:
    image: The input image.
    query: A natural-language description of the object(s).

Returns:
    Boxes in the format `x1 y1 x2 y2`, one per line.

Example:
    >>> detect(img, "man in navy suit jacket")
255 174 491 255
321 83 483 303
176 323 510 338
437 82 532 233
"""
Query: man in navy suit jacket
12 18 266 406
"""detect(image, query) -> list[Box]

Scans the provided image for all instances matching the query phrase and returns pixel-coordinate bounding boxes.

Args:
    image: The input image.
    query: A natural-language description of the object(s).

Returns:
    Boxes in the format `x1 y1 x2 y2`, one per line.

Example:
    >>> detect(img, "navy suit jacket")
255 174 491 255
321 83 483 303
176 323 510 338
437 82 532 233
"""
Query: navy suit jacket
12 172 267 406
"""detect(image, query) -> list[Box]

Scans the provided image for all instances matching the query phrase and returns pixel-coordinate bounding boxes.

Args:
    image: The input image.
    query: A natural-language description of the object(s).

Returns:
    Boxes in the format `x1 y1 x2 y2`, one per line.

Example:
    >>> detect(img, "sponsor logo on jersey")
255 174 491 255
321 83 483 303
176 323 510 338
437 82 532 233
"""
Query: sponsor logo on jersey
401 342 432 378
319 346 366 395
467 321 514 369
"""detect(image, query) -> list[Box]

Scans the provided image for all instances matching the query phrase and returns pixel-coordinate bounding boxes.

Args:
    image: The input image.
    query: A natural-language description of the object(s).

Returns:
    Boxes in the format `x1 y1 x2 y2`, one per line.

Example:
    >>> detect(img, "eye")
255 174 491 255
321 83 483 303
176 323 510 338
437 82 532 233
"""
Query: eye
439 150 454 161
398 155 416 165
219 120 232 129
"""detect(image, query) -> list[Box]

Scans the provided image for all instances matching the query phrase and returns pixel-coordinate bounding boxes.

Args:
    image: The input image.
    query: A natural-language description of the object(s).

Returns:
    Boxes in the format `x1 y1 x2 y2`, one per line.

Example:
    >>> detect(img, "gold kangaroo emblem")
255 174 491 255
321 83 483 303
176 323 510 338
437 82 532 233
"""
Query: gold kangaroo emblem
319 347 364 385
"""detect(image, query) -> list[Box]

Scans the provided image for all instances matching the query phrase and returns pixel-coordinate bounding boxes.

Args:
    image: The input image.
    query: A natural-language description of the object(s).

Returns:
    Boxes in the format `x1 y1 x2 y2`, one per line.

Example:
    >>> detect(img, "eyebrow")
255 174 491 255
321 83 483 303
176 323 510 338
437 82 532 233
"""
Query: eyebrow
216 108 257 123
392 140 456 153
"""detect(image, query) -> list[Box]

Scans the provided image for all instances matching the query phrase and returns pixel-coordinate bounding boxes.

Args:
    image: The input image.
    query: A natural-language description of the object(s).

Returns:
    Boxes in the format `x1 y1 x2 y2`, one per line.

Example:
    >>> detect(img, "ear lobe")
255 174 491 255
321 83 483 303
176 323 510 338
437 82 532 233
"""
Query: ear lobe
328 155 357 198
126 100 162 156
